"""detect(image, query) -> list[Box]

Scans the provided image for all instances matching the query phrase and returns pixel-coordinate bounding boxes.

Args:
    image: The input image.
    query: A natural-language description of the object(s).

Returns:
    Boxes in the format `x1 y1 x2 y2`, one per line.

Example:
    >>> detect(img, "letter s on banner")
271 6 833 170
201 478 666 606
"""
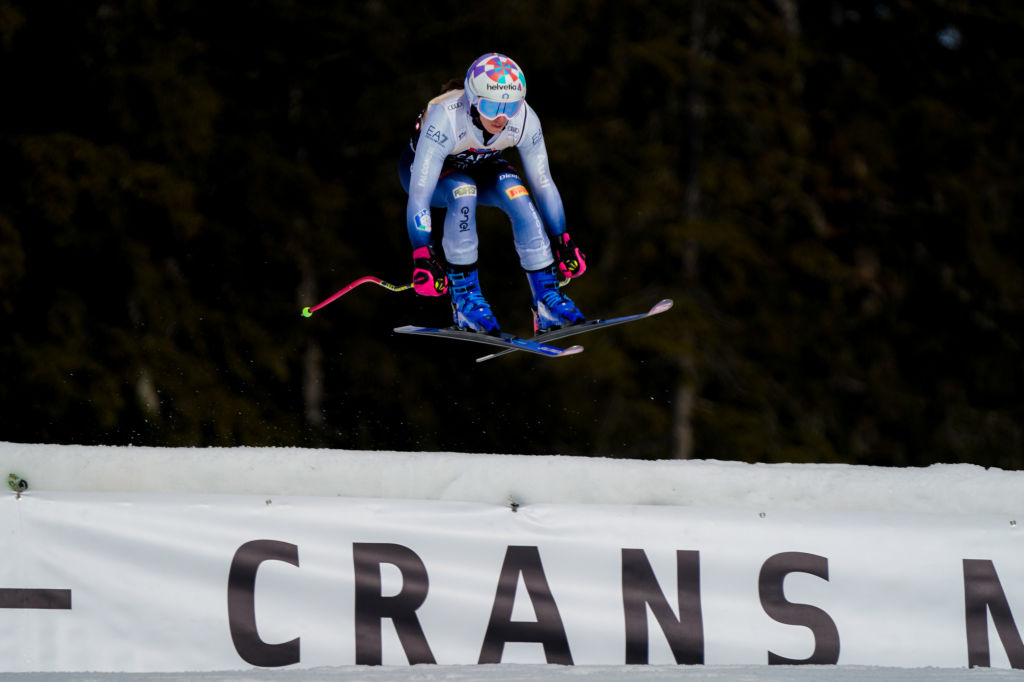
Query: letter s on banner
759 552 840 665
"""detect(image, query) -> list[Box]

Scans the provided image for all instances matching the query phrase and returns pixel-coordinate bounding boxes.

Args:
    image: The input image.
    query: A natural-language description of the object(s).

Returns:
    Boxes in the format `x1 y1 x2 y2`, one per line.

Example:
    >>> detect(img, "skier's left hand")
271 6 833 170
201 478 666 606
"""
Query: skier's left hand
554 232 586 280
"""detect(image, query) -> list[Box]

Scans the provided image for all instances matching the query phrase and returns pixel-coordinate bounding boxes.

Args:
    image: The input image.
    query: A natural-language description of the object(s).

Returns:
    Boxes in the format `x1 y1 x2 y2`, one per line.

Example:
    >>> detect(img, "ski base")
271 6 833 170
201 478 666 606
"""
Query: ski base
394 325 583 359
475 298 674 363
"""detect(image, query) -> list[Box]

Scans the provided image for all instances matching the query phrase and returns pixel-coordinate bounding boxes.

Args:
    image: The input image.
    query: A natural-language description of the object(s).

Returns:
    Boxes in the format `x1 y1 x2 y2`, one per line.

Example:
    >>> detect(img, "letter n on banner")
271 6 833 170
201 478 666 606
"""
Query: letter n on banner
964 559 1024 669
621 549 703 664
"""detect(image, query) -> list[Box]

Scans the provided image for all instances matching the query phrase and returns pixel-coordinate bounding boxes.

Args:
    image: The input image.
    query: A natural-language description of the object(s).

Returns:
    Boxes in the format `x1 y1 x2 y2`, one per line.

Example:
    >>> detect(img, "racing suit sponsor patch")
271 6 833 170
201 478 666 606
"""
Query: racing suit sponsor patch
414 208 432 232
505 185 529 200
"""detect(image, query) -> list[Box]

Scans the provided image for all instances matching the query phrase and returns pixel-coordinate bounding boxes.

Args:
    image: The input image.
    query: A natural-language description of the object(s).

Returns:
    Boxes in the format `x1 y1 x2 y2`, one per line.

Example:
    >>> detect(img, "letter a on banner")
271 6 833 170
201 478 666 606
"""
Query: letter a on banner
479 546 573 664
964 559 1024 669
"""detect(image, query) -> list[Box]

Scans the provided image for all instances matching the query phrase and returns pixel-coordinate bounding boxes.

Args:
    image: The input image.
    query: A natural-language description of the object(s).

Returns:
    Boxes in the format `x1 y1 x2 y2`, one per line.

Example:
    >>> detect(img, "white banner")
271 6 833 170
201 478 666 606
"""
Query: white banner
1 492 1022 672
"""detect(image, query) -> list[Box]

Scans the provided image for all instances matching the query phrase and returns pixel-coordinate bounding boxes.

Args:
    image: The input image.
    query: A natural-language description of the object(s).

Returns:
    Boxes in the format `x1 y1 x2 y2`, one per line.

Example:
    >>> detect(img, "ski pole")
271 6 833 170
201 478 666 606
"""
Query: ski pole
301 276 413 317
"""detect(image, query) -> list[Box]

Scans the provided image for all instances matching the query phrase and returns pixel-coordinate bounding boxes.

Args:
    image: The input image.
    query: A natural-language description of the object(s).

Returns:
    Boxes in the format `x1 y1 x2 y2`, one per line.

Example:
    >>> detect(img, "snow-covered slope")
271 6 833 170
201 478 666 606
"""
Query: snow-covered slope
1 442 1021 515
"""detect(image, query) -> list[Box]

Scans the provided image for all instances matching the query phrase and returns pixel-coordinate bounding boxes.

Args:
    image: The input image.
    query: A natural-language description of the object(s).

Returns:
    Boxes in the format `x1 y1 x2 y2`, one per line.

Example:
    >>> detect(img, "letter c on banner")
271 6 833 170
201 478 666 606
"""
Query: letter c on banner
227 540 301 667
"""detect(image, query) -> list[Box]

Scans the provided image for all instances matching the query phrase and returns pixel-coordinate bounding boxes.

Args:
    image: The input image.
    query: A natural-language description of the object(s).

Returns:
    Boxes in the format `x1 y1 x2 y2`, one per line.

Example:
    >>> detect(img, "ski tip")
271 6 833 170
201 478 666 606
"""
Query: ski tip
301 307 313 318
563 344 584 356
651 299 674 314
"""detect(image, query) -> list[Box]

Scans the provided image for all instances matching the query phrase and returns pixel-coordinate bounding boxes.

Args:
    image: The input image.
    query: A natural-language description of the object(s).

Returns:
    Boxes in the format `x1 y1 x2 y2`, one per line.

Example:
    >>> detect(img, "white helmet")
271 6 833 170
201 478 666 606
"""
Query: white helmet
464 53 526 119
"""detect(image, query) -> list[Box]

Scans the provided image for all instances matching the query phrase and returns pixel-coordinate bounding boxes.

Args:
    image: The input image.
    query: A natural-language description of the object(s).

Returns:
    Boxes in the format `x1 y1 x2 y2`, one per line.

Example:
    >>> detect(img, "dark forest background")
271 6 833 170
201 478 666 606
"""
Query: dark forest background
1 1 1021 468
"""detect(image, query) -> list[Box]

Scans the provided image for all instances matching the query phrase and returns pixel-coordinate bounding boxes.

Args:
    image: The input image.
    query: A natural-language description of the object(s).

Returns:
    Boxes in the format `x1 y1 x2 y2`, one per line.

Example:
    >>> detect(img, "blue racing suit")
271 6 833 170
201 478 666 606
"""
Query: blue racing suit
398 88 565 271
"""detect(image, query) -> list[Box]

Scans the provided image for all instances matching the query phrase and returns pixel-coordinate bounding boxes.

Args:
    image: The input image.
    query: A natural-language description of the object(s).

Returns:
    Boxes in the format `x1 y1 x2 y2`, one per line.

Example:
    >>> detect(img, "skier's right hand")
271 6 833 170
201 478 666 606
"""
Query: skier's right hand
411 246 448 296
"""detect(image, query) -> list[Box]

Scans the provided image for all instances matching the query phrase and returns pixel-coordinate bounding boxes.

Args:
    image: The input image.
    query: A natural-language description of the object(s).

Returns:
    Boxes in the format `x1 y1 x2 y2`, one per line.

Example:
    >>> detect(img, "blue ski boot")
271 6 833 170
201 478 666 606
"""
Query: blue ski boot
449 267 500 334
526 265 585 332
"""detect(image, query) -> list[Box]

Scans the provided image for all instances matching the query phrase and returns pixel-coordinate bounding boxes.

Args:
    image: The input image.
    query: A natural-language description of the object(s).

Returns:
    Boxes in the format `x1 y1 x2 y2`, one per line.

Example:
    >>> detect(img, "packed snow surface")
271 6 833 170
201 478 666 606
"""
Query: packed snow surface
2 442 1023 515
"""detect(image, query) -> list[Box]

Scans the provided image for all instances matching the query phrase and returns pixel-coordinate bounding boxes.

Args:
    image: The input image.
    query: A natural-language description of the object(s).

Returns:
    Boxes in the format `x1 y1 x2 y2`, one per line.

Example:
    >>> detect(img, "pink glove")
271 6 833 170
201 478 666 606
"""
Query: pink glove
412 246 448 296
554 232 586 280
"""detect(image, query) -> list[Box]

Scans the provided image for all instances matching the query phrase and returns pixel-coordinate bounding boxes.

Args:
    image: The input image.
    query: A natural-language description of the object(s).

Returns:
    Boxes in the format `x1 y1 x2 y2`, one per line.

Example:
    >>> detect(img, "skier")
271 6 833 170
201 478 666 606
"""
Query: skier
398 53 587 335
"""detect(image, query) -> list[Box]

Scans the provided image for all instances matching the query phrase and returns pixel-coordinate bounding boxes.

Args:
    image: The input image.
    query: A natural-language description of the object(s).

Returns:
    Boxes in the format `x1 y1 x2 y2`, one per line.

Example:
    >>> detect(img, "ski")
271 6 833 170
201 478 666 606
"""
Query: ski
474 298 674 363
394 325 584 359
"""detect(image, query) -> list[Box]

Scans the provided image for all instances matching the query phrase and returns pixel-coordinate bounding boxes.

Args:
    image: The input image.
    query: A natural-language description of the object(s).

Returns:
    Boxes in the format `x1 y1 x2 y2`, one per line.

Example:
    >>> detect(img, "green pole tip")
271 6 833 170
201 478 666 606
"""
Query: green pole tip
301 307 312 318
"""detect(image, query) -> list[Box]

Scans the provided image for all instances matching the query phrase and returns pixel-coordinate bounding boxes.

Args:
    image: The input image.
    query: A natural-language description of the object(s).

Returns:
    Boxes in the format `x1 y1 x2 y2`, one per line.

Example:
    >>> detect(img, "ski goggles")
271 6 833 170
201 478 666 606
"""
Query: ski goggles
475 97 523 120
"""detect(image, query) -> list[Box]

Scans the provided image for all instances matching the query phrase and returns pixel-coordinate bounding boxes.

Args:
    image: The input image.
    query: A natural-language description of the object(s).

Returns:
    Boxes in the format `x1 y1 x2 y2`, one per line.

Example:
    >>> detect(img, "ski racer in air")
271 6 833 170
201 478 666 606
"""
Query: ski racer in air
398 53 587 335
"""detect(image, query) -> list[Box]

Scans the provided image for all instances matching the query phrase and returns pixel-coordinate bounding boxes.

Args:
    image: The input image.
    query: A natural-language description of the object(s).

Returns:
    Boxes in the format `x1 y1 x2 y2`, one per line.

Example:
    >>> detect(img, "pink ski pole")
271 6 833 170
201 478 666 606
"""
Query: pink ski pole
301 276 412 318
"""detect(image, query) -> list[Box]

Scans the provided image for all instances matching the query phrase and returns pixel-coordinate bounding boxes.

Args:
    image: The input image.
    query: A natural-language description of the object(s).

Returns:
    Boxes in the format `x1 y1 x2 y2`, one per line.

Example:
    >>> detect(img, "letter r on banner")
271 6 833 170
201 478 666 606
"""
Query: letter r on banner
353 543 436 665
